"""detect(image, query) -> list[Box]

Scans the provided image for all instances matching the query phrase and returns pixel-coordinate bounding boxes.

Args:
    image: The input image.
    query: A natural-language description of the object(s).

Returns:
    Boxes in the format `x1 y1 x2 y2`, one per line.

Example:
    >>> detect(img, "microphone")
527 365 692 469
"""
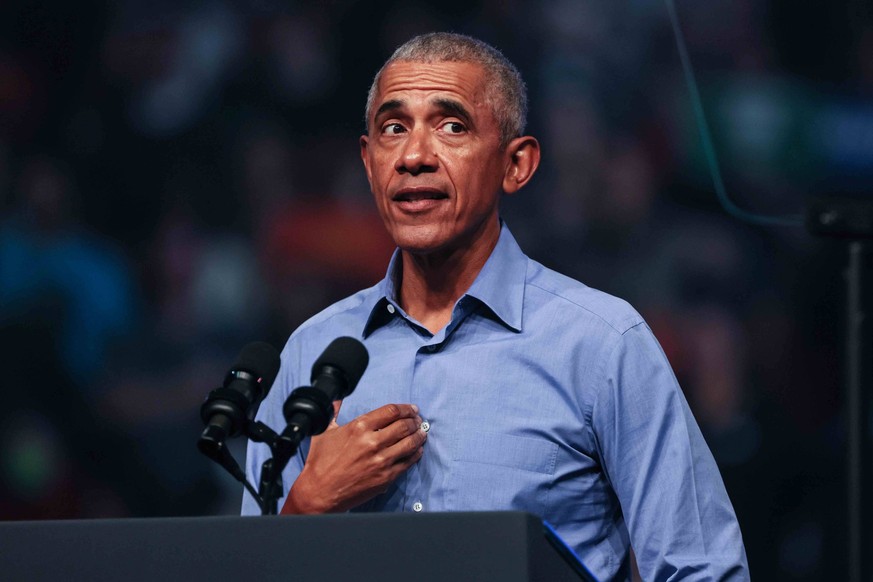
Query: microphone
282 336 369 438
198 342 281 461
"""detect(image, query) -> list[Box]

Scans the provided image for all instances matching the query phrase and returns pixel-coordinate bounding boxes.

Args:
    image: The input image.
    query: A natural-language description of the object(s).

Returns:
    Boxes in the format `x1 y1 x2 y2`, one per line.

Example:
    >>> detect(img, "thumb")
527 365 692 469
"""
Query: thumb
326 399 343 430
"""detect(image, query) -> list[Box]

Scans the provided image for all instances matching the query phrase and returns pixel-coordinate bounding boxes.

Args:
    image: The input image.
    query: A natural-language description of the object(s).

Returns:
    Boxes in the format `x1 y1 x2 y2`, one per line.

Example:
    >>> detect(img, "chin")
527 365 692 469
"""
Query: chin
390 226 451 255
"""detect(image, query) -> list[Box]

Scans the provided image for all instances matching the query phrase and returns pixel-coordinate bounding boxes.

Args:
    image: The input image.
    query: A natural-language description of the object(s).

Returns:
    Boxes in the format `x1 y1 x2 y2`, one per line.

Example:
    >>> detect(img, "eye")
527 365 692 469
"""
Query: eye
441 121 466 134
381 123 406 135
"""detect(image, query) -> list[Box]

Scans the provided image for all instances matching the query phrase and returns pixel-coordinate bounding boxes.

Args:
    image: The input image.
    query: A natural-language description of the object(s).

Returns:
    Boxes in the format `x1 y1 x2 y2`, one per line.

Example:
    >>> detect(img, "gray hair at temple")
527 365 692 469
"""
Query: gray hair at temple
365 32 528 147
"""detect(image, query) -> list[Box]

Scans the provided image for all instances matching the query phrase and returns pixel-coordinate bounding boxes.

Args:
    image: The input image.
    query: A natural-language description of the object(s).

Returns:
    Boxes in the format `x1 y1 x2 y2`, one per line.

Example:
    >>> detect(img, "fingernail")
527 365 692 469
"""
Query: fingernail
411 404 419 413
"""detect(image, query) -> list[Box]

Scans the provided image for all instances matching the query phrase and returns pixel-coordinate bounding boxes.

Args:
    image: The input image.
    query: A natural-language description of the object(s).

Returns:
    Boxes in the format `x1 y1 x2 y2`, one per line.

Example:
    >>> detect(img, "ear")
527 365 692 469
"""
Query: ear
502 136 541 194
360 135 373 186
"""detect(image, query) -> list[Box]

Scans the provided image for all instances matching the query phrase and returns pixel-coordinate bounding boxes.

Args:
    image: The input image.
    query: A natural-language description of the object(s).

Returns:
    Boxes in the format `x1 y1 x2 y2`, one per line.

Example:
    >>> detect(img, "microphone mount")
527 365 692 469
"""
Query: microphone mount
198 337 368 516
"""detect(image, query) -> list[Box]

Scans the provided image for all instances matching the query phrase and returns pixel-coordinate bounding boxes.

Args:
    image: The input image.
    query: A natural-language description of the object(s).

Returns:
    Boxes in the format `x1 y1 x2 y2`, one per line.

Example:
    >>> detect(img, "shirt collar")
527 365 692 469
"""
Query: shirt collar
464 222 526 332
362 251 403 336
363 222 527 336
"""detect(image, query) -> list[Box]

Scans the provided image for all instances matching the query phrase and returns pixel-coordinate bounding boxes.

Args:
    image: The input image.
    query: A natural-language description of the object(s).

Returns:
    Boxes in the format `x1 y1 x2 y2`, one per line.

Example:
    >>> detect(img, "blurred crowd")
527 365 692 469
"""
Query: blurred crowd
1 0 871 579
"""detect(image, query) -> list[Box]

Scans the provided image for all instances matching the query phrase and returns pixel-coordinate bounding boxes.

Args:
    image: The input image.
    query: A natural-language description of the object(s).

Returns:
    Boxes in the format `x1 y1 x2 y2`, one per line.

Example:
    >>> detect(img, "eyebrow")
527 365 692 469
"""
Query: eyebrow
433 98 472 124
375 99 404 120
373 97 474 125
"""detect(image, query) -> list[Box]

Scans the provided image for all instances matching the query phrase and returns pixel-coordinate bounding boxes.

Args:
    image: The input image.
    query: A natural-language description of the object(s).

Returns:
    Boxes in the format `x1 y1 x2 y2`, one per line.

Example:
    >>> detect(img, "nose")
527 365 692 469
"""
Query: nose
395 128 438 175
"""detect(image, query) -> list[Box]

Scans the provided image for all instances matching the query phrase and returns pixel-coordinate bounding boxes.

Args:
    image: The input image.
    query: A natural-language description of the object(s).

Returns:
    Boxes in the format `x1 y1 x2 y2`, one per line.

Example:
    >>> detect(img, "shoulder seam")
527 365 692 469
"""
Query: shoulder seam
525 280 643 335
291 292 371 339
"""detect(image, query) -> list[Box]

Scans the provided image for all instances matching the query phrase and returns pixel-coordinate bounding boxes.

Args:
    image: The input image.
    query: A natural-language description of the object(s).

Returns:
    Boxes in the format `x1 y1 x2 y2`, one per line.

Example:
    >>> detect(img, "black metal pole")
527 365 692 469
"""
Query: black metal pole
807 197 873 582
846 241 873 582
254 422 306 515
259 458 281 515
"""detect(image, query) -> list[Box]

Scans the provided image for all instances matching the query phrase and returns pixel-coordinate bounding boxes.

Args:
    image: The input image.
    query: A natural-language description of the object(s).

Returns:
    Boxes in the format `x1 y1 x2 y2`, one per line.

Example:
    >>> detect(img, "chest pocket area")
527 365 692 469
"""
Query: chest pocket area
448 430 558 515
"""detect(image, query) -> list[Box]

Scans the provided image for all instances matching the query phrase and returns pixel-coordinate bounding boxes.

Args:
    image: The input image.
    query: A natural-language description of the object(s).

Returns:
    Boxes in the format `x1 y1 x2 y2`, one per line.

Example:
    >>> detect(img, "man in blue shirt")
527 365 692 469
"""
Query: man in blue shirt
243 32 749 581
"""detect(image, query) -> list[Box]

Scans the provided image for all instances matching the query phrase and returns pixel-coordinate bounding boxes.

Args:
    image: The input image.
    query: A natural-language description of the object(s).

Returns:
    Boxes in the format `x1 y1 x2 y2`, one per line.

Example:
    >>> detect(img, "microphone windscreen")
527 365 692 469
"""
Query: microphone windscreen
311 337 369 390
233 342 281 388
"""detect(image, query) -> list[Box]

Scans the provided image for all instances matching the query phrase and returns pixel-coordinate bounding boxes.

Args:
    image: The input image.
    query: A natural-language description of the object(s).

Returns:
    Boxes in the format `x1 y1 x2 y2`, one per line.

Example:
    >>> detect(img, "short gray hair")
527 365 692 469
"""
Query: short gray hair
365 32 528 147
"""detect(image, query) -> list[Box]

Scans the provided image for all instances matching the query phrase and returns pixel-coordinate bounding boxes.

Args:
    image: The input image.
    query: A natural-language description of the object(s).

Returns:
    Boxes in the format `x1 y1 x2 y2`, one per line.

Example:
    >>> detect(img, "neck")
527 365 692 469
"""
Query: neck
398 223 500 334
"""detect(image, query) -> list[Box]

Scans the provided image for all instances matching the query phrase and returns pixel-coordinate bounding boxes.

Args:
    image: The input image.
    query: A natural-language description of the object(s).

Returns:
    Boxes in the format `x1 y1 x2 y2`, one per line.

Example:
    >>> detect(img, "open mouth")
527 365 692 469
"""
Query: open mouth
393 189 449 202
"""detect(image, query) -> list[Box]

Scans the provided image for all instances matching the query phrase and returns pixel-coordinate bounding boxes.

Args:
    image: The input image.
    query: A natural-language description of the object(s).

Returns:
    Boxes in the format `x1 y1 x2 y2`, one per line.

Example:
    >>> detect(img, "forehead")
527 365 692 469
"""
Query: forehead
373 60 490 113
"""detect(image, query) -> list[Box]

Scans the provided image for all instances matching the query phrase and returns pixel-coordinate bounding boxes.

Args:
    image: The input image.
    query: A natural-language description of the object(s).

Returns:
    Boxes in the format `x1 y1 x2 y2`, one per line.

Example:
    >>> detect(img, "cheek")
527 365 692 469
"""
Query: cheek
368 168 390 199
457 164 503 203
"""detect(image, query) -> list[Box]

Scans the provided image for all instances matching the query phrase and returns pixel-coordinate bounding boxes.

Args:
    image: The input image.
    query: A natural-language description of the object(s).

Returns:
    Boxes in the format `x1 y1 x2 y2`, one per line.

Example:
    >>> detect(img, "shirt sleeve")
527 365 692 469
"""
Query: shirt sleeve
240 338 307 516
590 322 750 581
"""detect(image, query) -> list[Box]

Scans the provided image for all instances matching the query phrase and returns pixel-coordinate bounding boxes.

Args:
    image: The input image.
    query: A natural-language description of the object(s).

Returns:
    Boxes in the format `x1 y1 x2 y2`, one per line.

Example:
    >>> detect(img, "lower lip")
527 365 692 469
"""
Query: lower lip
394 198 447 213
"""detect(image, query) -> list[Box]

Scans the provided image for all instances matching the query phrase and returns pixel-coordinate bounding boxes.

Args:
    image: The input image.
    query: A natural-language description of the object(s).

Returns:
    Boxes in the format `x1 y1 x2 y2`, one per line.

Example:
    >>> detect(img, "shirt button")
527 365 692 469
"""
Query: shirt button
412 501 423 512
420 420 430 433
386 304 395 314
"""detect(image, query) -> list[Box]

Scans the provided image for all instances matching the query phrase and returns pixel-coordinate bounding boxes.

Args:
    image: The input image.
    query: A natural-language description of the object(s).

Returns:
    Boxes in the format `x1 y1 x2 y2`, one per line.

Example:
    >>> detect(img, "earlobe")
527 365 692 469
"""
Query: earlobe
503 136 541 194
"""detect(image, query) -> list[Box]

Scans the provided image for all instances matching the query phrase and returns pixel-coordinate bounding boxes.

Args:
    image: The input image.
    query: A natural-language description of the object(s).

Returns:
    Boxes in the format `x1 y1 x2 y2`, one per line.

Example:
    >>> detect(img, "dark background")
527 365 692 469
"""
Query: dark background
1 1 871 579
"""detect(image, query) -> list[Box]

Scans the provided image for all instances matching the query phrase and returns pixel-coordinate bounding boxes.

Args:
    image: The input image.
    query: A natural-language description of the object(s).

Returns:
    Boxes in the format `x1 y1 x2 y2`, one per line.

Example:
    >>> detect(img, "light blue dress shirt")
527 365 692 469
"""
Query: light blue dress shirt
243 223 749 581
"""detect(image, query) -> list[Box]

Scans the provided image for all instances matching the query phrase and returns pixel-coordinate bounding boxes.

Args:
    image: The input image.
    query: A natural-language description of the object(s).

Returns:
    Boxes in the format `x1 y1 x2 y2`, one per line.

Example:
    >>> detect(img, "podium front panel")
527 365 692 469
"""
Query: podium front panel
0 512 592 581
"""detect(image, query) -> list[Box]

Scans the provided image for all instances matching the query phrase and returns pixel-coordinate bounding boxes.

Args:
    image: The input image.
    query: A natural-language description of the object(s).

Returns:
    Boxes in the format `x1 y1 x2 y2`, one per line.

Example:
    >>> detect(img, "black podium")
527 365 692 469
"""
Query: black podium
0 511 596 581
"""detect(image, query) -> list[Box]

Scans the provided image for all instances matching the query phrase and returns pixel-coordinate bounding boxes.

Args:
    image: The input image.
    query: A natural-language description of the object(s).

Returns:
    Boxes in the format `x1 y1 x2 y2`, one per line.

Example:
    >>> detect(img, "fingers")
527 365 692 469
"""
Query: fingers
364 426 426 488
355 403 420 431
377 415 425 447
348 403 427 466
352 404 426 452
384 423 427 464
